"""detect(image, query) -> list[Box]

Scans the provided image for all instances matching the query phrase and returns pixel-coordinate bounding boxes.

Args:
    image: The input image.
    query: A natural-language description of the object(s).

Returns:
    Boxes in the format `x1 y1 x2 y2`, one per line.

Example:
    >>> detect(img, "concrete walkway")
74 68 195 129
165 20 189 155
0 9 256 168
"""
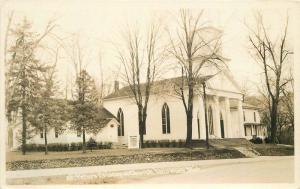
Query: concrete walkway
6 156 293 181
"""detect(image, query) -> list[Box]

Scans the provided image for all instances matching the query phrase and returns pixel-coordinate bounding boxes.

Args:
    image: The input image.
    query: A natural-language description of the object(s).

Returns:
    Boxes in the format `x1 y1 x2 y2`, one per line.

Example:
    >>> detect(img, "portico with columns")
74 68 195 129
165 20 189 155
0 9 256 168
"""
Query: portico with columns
191 70 247 140
194 93 245 140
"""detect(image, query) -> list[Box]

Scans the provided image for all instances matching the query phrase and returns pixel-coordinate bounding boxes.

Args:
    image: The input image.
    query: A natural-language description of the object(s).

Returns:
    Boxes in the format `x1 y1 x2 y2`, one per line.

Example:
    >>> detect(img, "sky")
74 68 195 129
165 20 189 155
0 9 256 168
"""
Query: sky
1 0 296 96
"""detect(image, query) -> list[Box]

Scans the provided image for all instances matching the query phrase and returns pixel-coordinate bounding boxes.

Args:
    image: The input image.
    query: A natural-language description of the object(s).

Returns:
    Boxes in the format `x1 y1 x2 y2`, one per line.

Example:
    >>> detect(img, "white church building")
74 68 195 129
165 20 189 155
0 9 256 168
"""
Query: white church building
7 70 266 151
102 70 267 148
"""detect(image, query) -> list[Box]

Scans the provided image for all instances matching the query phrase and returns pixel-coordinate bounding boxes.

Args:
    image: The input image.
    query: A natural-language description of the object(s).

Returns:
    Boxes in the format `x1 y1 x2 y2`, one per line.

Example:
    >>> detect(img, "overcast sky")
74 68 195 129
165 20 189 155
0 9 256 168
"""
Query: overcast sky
1 0 296 96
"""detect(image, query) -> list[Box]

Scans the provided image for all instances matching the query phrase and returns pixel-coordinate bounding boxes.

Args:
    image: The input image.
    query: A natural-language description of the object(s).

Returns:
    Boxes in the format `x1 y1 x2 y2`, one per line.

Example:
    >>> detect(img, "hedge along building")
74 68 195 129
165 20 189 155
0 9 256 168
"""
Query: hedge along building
103 70 267 148
8 106 119 151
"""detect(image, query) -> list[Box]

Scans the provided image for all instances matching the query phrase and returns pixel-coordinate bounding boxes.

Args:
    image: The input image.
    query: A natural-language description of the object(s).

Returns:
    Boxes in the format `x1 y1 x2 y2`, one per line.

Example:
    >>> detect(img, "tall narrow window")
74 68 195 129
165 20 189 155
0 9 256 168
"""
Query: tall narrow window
40 129 44 138
77 127 81 137
117 108 124 136
254 112 256 122
208 106 214 135
55 127 58 138
162 103 170 134
243 111 246 121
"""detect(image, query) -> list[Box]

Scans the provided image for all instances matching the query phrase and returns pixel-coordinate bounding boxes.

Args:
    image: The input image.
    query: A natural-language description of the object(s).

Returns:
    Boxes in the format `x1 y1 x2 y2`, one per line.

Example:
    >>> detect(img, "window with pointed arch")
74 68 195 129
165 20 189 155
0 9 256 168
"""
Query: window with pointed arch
208 106 214 135
117 108 124 136
162 103 171 134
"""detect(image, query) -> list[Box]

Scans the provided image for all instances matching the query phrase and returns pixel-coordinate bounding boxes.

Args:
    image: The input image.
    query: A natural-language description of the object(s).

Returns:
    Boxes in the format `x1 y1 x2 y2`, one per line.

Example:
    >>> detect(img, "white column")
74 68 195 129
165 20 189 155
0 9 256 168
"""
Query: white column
199 95 206 139
237 99 245 138
192 96 199 139
224 97 232 138
213 96 221 138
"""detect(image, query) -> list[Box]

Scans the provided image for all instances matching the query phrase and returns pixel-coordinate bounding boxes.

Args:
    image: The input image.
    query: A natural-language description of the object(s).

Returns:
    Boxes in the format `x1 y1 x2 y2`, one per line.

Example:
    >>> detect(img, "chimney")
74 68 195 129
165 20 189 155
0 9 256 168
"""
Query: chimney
114 81 119 93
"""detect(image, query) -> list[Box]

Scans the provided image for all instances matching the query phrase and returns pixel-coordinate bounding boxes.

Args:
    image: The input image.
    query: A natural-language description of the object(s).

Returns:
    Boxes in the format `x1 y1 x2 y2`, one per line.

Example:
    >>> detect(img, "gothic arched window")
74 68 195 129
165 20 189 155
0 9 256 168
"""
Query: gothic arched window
117 108 124 136
162 103 171 134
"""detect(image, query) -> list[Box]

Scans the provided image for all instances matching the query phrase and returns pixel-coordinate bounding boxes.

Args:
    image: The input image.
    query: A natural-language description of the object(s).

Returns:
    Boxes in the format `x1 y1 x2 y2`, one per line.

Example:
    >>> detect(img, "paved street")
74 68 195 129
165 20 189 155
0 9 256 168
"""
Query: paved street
125 156 294 184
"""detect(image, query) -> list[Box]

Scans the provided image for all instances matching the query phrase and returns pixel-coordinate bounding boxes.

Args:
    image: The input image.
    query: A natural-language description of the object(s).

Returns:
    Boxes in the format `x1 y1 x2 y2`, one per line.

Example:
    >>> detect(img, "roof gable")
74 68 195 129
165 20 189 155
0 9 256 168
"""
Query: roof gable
206 70 242 94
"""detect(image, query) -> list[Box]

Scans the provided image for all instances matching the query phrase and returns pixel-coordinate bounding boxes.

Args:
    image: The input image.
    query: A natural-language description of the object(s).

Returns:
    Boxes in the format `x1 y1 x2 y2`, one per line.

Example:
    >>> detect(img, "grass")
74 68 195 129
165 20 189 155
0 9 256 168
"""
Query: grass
6 148 245 171
7 142 294 171
253 143 294 156
6 148 195 162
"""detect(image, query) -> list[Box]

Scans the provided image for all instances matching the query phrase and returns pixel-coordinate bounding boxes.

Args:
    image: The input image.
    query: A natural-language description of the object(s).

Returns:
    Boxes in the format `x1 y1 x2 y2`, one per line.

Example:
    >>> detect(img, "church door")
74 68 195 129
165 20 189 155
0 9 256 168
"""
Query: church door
220 120 225 138
220 113 225 138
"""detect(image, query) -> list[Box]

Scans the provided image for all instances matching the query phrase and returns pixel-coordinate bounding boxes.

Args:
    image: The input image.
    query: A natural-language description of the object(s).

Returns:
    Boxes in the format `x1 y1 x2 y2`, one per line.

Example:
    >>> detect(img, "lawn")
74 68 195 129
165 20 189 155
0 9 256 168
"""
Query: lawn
6 148 245 171
6 148 195 162
7 143 294 171
253 144 294 156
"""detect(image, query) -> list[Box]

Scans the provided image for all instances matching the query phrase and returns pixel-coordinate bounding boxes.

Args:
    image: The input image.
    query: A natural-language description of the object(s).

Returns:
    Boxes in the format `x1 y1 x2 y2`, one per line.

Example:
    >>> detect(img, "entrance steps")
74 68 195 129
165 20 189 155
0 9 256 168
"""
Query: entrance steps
208 138 255 148
233 147 260 157
208 138 260 157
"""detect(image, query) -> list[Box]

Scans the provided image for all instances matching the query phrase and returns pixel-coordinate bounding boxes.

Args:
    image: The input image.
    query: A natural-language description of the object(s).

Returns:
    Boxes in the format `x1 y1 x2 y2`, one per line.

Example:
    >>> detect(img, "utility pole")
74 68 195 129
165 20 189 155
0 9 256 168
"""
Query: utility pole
202 82 209 149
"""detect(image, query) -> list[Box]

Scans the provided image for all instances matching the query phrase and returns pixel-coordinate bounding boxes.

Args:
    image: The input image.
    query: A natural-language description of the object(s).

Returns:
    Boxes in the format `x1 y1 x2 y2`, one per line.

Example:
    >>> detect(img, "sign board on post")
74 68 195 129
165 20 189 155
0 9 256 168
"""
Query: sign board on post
128 135 139 149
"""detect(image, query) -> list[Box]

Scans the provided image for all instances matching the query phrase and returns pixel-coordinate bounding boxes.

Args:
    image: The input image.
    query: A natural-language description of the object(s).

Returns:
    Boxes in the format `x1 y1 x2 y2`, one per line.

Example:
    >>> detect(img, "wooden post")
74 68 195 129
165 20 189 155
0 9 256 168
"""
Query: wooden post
202 82 209 149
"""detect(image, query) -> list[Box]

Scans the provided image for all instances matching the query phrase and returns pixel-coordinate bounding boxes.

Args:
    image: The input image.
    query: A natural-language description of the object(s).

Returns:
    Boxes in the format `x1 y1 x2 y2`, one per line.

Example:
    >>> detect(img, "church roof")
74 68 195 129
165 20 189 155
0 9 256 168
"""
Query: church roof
67 99 117 120
103 75 214 100
230 102 260 110
242 103 260 110
97 106 117 120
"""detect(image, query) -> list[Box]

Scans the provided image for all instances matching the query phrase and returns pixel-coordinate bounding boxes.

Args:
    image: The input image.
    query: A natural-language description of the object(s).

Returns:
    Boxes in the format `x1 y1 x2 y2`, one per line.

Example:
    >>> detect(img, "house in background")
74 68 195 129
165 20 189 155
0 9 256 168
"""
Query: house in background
241 103 266 140
7 107 119 151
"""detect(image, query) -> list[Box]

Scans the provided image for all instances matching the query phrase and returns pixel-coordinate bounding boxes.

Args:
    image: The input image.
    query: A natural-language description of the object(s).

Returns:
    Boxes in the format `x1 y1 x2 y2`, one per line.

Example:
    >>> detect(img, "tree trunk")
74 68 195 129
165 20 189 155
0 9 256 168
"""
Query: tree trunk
270 101 278 143
21 105 27 155
82 128 86 153
185 109 193 148
44 127 48 155
138 107 144 148
139 126 144 149
185 76 194 148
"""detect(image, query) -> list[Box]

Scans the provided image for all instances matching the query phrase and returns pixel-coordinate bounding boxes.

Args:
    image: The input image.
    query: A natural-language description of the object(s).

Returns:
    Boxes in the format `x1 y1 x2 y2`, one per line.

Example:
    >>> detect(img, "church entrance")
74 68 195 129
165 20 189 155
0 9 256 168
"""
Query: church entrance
220 113 225 138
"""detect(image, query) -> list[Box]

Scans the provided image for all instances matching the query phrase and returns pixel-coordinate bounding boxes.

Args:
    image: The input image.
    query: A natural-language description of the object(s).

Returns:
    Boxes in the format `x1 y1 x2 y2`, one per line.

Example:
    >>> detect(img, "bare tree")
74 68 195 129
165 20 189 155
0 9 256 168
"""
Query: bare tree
248 13 293 143
168 9 225 147
95 52 106 105
116 21 164 148
281 77 294 129
277 73 294 144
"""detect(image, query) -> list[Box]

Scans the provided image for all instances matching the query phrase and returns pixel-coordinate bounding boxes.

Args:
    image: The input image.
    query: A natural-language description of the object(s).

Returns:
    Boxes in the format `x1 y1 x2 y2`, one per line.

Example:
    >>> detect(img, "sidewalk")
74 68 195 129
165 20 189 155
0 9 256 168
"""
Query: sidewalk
6 156 293 181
